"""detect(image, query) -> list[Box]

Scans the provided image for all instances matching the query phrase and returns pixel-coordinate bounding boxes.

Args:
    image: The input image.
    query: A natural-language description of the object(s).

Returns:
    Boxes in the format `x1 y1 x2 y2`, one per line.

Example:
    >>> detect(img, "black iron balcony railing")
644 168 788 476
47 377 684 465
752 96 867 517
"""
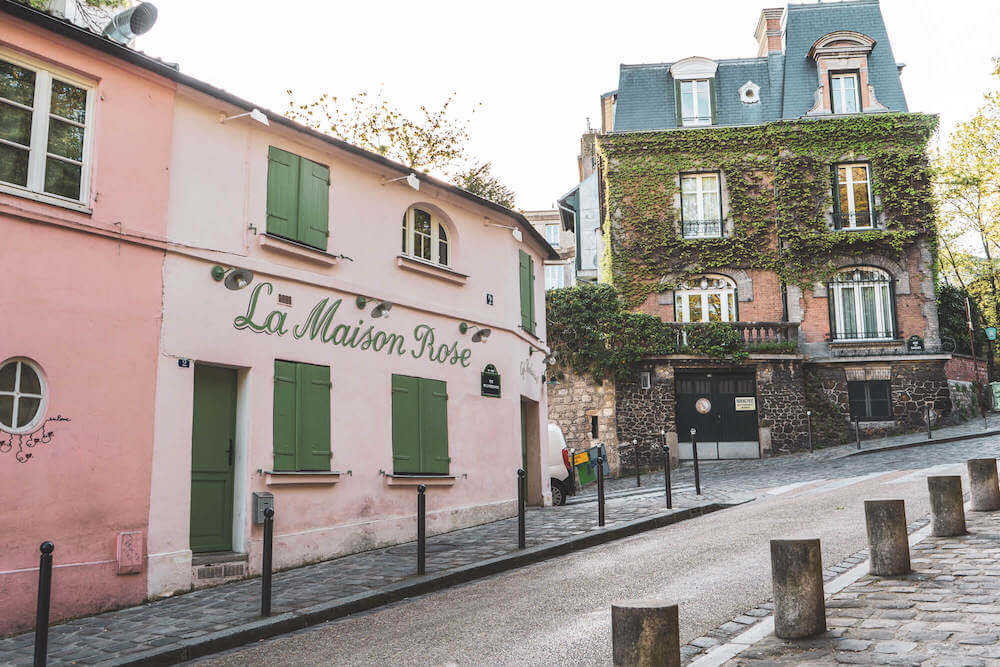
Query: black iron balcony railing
835 210 874 229
681 219 723 239
828 329 898 342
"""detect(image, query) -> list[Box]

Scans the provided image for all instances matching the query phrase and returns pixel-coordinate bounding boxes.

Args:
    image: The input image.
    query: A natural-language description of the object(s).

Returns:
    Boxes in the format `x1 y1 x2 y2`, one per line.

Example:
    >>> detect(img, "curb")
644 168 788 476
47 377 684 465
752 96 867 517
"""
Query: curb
100 501 740 666
837 429 1000 458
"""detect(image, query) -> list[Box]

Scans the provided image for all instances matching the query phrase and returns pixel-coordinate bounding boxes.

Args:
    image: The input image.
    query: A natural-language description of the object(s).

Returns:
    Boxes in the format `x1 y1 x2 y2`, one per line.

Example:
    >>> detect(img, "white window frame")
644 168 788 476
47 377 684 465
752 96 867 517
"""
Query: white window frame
680 79 712 127
830 267 895 341
680 173 723 238
675 276 737 323
544 264 565 291
0 357 47 434
0 49 96 213
639 372 652 390
830 72 860 114
836 163 873 229
402 206 450 267
544 223 560 248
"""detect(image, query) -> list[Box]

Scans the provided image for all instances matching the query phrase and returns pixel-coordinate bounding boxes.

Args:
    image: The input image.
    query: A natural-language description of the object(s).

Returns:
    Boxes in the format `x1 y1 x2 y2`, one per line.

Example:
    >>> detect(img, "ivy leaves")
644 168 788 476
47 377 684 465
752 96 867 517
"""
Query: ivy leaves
597 114 938 307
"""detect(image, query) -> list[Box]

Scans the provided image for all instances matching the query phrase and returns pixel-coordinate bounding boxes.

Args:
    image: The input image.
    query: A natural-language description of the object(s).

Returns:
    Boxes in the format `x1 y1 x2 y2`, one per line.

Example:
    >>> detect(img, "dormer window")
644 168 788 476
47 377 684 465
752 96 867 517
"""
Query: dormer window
670 57 718 127
830 72 860 114
402 206 449 267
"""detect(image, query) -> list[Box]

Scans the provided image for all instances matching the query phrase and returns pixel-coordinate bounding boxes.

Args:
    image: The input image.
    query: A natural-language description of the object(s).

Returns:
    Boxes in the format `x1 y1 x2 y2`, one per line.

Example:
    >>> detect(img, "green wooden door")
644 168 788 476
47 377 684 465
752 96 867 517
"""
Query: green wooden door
190 365 237 553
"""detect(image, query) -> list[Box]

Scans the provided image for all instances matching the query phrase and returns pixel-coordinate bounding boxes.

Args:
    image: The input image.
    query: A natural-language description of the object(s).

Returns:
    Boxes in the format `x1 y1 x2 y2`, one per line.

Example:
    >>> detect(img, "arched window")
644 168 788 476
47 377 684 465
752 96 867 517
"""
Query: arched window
0 358 46 434
675 275 737 323
829 267 895 340
402 206 450 266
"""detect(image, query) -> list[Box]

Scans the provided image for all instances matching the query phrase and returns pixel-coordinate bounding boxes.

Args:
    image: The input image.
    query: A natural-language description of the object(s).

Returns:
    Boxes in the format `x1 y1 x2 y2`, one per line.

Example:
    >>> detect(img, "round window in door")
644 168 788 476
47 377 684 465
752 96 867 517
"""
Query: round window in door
0 358 47 434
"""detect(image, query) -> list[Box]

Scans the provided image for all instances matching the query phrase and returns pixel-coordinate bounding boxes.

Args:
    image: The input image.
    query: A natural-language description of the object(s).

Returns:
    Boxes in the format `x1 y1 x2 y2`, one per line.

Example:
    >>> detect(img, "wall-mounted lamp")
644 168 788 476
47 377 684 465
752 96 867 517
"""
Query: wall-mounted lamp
211 265 254 290
220 108 270 126
459 322 491 342
381 173 420 191
356 295 393 318
485 222 523 243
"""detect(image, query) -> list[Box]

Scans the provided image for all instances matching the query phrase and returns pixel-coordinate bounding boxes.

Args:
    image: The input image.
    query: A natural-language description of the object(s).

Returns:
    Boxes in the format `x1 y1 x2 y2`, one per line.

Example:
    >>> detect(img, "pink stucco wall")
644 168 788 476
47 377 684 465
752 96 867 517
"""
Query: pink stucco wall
146 91 551 596
0 17 174 634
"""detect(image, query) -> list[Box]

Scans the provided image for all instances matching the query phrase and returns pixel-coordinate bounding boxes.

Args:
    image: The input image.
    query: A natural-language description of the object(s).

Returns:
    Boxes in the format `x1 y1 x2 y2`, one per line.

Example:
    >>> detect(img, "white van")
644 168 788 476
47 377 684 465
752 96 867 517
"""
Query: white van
548 423 571 505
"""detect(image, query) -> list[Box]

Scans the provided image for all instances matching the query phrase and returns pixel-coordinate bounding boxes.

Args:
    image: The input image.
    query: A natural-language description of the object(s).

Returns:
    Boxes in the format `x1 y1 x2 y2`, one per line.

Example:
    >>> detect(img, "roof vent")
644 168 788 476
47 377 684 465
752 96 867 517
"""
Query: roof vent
102 3 158 44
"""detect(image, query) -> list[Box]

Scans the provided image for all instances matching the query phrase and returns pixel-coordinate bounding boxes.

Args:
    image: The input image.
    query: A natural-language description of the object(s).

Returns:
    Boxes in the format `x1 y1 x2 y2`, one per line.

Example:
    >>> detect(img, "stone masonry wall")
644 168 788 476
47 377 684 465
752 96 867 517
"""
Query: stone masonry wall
615 363 676 472
755 360 808 454
546 368 618 471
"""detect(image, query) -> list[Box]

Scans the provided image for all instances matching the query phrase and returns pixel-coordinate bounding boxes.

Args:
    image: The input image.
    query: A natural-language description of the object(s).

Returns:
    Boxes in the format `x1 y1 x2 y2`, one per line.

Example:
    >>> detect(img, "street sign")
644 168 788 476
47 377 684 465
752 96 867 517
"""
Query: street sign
481 364 501 397
695 397 712 414
987 327 997 341
907 335 925 352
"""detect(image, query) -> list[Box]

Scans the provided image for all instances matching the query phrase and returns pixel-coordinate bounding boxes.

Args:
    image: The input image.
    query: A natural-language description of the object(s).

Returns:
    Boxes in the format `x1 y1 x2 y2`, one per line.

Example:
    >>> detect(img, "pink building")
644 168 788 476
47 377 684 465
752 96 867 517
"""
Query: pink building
0 3 175 634
1 1 555 632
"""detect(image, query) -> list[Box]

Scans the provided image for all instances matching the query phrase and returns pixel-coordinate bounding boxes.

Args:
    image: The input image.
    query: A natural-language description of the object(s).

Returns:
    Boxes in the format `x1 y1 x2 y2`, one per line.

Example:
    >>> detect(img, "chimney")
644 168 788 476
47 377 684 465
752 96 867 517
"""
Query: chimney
755 7 785 56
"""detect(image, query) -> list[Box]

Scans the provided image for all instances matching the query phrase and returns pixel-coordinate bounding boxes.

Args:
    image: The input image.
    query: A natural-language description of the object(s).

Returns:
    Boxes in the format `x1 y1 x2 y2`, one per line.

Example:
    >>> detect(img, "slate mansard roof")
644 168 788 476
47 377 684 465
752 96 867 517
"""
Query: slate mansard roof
612 0 907 132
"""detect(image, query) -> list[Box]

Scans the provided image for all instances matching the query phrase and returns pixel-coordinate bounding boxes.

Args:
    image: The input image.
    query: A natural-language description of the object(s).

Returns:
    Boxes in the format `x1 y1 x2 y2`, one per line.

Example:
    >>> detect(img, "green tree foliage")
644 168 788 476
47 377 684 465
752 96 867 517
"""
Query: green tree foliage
937 282 986 356
452 162 517 209
285 89 476 175
546 283 752 383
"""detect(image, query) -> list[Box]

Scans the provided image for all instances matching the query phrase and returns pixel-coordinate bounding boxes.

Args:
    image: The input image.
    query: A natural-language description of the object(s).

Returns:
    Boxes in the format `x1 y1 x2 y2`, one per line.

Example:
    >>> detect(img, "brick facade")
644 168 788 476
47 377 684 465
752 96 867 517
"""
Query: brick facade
945 354 987 384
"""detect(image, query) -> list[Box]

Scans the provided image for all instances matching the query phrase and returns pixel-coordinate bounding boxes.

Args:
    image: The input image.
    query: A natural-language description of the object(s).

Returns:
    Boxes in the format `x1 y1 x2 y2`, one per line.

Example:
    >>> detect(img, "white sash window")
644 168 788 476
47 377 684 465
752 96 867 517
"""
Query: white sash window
830 268 895 341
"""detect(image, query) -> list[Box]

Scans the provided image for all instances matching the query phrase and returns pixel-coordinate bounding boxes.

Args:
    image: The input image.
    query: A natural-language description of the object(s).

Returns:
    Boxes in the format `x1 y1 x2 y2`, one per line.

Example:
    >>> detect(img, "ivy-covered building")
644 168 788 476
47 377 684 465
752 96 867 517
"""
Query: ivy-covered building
554 0 953 466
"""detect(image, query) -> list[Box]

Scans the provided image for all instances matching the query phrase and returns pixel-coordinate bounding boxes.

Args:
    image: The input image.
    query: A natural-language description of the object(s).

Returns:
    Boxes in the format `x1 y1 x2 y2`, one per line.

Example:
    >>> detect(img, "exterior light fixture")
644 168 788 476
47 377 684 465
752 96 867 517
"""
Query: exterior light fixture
459 322 490 342
211 265 254 290
356 295 392 318
382 173 420 190
221 108 270 126
485 222 523 243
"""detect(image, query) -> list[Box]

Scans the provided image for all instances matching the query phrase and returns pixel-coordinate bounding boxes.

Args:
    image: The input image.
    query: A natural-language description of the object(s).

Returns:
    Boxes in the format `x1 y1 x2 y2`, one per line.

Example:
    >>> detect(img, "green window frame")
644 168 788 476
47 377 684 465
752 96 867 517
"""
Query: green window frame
391 375 450 475
519 249 536 335
674 78 717 127
273 360 332 471
266 146 330 251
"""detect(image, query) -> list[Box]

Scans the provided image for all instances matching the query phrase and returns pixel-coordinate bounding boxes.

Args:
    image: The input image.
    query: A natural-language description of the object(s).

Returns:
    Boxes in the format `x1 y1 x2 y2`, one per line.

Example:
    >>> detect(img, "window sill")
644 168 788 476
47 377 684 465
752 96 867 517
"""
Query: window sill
830 338 901 345
682 235 725 240
384 474 456 487
263 470 342 486
0 182 92 214
258 234 339 266
395 255 468 285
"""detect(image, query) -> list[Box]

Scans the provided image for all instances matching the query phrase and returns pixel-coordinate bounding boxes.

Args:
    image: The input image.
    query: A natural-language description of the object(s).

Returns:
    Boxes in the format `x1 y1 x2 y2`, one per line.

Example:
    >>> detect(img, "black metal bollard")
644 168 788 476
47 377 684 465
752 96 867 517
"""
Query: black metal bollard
567 447 576 496
634 439 641 488
663 444 672 509
806 410 813 453
926 404 932 440
261 508 274 617
33 541 54 667
517 469 526 549
690 428 701 496
417 484 426 575
597 457 606 527
855 416 862 450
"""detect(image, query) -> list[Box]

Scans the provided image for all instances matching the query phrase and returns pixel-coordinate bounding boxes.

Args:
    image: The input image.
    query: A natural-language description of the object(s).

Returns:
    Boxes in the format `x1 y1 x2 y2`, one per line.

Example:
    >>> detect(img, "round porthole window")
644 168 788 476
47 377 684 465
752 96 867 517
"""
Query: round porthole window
0 358 47 434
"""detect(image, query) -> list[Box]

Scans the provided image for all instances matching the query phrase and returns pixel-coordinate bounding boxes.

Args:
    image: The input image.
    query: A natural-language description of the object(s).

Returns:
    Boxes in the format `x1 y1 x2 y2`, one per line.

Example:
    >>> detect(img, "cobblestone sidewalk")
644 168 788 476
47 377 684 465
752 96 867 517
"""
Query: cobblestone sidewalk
725 509 1000 665
0 485 735 665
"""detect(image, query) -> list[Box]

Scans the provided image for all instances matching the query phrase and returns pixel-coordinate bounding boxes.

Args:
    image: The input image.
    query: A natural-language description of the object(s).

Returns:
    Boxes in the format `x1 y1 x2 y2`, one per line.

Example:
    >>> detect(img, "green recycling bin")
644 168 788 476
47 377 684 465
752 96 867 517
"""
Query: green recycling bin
991 382 1000 411
574 449 595 485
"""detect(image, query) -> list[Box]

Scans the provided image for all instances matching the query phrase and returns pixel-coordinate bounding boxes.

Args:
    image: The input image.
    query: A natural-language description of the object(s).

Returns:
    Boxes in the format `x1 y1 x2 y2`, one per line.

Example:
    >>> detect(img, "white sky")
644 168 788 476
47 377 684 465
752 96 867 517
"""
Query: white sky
137 0 999 211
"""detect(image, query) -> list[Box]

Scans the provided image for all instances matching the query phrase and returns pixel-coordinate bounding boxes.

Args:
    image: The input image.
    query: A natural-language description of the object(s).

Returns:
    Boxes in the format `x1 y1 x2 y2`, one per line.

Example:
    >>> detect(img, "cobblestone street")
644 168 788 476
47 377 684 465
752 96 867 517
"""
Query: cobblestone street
728 508 1000 665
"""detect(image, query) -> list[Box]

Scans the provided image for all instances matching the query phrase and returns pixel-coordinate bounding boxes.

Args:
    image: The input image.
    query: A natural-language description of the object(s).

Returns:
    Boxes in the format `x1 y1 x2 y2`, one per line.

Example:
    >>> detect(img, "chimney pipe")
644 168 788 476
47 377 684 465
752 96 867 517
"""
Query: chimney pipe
755 8 785 56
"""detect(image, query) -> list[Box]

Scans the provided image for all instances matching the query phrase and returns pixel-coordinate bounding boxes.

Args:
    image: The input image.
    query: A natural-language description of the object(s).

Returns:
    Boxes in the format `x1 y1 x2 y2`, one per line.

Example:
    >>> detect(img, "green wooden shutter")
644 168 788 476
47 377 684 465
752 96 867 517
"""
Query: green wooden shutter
391 374 421 474
297 363 331 471
266 147 301 241
418 378 450 474
709 78 718 125
297 158 330 251
673 79 683 126
519 250 535 334
831 164 842 229
272 360 298 472
528 254 536 334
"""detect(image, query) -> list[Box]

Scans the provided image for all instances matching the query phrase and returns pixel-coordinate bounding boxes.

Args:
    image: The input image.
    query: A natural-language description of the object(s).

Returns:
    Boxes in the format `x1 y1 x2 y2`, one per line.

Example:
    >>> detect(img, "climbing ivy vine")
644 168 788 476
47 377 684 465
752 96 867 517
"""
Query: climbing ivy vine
598 113 938 307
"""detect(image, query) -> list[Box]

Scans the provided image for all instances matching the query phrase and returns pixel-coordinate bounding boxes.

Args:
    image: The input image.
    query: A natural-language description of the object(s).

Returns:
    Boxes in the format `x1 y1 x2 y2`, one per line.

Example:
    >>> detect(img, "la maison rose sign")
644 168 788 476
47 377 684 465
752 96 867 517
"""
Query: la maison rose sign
234 282 473 367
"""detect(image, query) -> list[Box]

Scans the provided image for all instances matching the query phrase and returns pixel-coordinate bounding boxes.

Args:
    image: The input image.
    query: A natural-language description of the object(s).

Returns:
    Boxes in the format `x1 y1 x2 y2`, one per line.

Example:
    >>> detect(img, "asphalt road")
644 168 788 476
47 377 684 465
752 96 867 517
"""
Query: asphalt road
194 454 984 666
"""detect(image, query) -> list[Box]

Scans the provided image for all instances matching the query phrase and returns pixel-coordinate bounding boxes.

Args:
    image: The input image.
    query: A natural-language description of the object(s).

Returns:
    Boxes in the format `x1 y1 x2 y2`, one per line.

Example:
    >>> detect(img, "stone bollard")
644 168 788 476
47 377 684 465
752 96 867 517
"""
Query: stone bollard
927 475 967 536
864 500 911 576
611 600 680 667
967 459 1000 511
770 539 826 639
